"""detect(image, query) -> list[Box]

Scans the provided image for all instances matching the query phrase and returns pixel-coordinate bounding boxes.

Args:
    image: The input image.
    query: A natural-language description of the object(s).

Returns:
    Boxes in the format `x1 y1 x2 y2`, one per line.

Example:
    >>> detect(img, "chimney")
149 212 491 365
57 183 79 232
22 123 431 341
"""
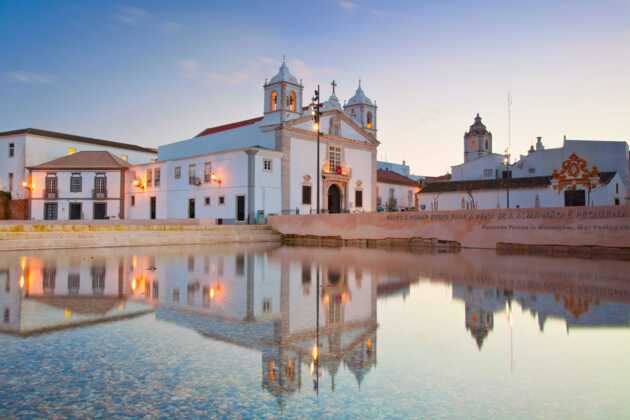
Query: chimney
536 136 545 151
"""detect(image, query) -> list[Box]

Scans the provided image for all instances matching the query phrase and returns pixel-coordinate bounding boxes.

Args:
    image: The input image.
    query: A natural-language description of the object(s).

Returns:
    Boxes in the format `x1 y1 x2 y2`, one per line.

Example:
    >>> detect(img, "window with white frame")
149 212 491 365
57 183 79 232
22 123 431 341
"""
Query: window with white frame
45 173 58 194
154 168 160 187
70 173 82 193
94 173 106 194
263 159 272 172
8 143 14 158
146 168 152 187
483 168 494 178
188 164 197 184
329 145 342 171
174 166 181 179
204 162 212 182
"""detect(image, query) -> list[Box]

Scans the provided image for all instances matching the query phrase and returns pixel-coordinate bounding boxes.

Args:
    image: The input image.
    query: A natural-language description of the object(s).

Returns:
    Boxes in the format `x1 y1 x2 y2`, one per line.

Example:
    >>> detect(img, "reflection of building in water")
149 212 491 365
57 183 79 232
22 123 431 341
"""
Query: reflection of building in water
144 248 378 406
515 292 630 332
452 283 630 350
452 285 511 349
0 252 152 335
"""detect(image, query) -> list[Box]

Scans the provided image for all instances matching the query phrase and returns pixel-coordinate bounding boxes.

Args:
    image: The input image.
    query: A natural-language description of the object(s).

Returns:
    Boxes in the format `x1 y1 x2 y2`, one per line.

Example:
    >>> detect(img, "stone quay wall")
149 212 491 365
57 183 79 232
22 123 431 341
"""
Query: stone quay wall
269 205 630 258
0 220 280 251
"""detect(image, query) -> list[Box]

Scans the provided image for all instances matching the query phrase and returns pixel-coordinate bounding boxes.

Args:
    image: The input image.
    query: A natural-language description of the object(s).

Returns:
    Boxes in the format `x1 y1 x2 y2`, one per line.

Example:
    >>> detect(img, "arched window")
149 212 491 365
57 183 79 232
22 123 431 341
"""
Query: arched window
366 111 373 129
270 91 278 112
290 90 297 112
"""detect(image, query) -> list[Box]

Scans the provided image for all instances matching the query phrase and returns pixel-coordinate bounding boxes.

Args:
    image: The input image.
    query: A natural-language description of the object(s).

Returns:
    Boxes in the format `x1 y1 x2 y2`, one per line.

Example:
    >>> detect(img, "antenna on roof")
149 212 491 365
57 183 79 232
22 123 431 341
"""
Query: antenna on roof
507 92 512 153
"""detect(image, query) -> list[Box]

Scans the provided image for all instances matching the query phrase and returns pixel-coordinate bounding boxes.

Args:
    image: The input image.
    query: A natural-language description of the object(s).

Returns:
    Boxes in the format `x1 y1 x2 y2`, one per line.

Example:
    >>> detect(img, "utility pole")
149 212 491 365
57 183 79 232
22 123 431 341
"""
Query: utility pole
312 85 323 214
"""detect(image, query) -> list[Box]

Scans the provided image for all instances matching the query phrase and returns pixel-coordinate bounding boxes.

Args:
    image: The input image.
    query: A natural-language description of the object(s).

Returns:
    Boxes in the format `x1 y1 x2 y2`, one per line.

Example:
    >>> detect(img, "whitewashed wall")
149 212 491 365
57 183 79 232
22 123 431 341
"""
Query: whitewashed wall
29 169 124 220
377 181 417 210
127 148 282 221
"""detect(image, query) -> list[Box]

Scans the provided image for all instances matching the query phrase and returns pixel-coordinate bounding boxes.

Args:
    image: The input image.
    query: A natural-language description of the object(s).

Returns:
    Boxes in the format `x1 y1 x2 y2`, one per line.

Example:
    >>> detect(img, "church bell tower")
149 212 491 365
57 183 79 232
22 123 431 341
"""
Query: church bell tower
263 57 303 124
343 80 377 138
464 114 492 162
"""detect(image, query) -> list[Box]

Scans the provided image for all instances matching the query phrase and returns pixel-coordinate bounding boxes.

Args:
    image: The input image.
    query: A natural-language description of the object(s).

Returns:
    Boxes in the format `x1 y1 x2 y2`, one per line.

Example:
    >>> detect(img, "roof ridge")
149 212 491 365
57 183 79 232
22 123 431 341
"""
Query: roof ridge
196 116 263 137
0 128 157 154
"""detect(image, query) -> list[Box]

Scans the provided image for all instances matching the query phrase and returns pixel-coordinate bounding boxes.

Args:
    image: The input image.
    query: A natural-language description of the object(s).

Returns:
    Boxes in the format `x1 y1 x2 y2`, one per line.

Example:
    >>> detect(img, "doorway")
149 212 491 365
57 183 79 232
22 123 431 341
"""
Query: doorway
93 202 107 219
150 196 156 220
564 190 586 207
236 195 246 222
328 184 342 214
188 198 195 219
69 203 82 220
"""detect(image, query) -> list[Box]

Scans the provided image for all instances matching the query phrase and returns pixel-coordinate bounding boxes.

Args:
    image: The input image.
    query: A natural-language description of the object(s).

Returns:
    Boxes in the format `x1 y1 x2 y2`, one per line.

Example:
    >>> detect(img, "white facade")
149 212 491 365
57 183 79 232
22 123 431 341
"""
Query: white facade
155 64 380 218
127 147 282 222
377 181 418 211
419 115 629 211
30 169 125 221
0 129 156 199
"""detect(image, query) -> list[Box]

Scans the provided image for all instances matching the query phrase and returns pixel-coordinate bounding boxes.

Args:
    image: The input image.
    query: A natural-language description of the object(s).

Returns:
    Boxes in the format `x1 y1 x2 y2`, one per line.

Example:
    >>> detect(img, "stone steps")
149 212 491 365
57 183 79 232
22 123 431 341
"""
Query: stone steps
0 224 280 251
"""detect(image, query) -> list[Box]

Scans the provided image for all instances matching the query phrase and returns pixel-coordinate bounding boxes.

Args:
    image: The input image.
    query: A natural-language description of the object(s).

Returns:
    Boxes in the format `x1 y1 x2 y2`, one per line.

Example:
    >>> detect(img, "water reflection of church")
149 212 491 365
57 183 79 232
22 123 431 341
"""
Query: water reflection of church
452 283 630 349
129 247 379 405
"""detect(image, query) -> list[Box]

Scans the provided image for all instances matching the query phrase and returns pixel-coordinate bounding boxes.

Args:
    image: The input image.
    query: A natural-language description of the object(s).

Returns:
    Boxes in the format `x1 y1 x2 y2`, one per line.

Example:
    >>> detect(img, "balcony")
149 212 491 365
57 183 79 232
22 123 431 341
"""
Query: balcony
44 189 58 199
322 161 352 178
189 176 202 186
93 189 108 199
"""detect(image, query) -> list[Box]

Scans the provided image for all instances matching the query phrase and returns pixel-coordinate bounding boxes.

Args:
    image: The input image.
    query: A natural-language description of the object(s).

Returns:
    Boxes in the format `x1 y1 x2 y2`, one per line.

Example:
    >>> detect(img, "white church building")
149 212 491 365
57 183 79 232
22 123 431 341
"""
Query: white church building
418 114 629 211
126 59 380 222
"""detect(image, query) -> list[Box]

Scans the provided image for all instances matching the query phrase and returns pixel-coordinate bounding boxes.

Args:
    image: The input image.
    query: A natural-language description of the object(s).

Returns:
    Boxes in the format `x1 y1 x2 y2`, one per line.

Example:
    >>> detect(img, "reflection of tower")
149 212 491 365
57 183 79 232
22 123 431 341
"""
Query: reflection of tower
343 332 377 388
453 285 507 350
261 347 302 409
466 305 493 350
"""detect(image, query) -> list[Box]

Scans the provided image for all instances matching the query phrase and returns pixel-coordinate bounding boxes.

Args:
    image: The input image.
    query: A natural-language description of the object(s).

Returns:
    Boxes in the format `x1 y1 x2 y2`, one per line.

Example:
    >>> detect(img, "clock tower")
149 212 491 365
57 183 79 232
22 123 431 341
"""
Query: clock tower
464 114 492 162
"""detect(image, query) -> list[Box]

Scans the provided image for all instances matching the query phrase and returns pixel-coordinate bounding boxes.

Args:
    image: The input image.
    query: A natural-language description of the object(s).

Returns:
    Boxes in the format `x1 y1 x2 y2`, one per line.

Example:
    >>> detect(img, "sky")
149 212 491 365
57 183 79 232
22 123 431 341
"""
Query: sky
1 0 629 175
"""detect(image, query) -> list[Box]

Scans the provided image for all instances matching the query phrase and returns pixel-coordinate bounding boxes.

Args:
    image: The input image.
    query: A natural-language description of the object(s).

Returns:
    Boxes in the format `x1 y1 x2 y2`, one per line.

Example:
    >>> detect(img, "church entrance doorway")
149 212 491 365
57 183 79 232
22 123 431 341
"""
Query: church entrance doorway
328 184 342 214
564 189 586 207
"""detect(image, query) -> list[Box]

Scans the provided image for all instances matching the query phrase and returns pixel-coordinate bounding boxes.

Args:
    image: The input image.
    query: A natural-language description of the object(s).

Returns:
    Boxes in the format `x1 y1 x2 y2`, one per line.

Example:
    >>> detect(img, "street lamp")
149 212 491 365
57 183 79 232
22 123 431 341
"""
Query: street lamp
503 150 512 208
312 85 323 214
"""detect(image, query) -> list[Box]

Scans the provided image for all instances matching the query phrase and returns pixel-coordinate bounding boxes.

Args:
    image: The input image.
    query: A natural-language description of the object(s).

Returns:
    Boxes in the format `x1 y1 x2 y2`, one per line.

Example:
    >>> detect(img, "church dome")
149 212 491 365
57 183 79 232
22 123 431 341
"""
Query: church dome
466 113 490 135
269 60 299 85
347 81 373 106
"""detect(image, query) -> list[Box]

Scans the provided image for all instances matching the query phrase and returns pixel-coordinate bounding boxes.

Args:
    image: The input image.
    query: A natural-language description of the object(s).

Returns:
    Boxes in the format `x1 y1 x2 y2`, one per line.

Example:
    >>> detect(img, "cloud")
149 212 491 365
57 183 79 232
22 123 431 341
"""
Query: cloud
161 21 185 33
338 0 358 12
114 6 149 25
6 71 52 84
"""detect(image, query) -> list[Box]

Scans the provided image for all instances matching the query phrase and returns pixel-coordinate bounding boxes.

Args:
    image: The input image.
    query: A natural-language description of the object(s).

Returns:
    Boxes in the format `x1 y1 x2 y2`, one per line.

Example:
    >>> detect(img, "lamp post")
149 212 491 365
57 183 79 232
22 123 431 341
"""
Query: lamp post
312 86 323 214
503 151 511 208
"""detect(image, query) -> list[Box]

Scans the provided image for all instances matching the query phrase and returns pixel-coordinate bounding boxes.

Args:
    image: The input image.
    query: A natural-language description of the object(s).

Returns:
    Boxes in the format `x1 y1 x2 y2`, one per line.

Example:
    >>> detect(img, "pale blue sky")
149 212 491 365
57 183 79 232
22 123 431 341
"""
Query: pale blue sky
1 0 629 175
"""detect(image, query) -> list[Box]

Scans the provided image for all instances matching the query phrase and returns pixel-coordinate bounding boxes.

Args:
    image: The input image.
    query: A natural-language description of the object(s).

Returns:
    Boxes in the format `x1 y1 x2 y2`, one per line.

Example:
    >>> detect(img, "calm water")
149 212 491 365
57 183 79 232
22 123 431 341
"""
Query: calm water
1 244 629 419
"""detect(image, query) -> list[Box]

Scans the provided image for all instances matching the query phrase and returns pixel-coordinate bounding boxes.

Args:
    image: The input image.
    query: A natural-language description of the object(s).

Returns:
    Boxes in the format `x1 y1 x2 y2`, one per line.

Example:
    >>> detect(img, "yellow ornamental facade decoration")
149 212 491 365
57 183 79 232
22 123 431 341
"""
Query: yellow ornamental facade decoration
551 153 600 192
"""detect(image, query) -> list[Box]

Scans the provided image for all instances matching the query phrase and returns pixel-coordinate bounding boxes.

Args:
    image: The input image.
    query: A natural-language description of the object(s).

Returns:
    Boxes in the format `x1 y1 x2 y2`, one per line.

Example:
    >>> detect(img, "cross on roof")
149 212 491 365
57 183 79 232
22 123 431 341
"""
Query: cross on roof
331 80 337 95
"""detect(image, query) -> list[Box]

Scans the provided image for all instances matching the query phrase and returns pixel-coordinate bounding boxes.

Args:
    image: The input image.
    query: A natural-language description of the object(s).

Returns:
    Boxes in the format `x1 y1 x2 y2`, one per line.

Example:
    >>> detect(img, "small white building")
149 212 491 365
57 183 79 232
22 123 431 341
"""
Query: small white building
418 114 629 211
376 169 420 211
27 151 130 220
126 146 282 223
0 128 156 199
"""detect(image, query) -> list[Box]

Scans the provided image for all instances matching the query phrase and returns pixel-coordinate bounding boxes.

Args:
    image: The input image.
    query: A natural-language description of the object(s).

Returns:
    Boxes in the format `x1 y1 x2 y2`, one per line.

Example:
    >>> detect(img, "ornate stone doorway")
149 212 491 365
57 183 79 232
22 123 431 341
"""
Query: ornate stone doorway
328 184 342 213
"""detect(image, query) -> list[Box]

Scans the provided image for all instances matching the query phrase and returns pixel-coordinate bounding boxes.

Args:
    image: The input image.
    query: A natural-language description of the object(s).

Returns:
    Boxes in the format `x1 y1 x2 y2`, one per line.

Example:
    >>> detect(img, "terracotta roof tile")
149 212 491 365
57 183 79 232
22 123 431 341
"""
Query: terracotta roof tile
196 117 263 137
28 151 131 170
377 169 419 187
0 128 157 154
421 172 616 193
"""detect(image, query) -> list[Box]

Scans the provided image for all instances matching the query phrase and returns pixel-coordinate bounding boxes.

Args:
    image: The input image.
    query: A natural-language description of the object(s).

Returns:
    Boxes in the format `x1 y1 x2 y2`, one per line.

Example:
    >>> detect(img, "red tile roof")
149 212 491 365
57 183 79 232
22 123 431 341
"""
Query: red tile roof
196 117 263 137
28 151 131 170
421 172 616 193
377 169 419 187
0 128 157 153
